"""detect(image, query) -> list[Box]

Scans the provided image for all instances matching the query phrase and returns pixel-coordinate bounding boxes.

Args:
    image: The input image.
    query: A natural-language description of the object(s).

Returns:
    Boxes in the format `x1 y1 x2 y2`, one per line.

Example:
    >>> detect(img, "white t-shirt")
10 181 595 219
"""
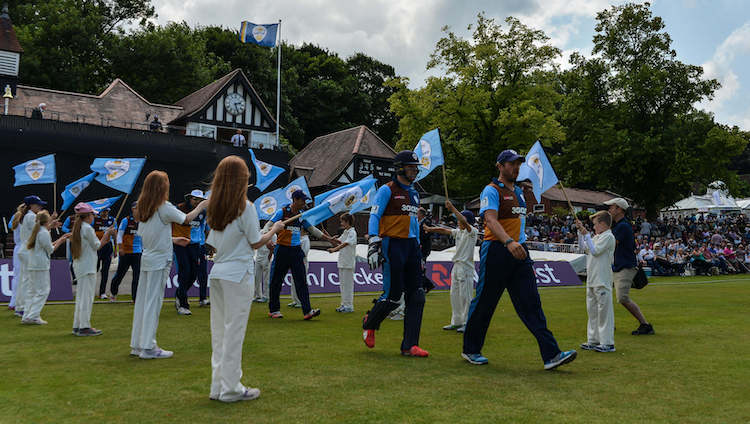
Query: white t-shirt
138 202 186 271
27 227 53 270
255 222 276 264
73 221 101 276
451 226 478 267
207 200 262 283
19 210 36 252
337 227 357 269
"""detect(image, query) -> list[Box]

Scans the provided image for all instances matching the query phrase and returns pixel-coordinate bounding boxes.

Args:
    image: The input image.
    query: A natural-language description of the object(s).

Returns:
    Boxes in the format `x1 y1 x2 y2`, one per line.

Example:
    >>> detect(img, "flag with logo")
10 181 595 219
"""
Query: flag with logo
516 141 559 203
249 148 284 192
255 176 312 220
84 196 122 214
13 154 56 186
302 177 377 226
413 129 444 182
239 21 279 47
60 172 96 211
314 175 377 213
89 158 146 194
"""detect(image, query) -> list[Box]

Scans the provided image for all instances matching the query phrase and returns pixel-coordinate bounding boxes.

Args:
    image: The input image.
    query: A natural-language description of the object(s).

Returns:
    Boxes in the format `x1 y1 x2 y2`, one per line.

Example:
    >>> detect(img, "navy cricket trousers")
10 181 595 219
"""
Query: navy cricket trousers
269 245 311 315
463 241 561 362
363 237 425 351
174 243 201 308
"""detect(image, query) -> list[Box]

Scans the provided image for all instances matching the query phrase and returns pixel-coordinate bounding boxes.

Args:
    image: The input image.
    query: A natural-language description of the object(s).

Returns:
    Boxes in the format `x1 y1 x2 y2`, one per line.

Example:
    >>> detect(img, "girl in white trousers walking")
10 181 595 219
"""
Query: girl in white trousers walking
205 156 283 402
70 202 116 336
328 213 357 312
129 170 208 359
23 211 68 324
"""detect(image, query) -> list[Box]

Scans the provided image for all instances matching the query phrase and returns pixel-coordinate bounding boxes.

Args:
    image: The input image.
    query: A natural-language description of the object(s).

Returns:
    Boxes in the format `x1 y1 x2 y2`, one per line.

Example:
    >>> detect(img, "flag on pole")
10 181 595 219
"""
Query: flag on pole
84 196 122 214
255 176 312 220
249 149 284 192
302 177 378 226
239 21 279 47
413 129 444 182
516 141 559 203
13 154 56 186
89 158 146 194
60 172 96 211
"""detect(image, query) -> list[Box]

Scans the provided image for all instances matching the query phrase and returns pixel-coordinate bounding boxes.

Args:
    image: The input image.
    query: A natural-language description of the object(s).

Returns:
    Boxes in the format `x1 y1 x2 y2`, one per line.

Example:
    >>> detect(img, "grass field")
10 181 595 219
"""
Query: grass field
2 275 749 423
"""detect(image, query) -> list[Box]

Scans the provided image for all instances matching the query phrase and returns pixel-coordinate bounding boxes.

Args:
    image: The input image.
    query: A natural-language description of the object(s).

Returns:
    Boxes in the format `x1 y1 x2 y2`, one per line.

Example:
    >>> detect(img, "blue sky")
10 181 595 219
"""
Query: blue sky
152 0 750 130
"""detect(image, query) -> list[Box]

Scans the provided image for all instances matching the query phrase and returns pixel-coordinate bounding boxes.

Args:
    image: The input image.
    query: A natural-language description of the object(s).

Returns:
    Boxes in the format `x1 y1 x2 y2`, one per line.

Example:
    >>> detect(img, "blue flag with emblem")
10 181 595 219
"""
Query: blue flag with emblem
413 129 444 182
239 21 279 47
60 172 96 211
89 158 146 194
84 196 122 214
13 154 56 186
516 141 559 203
302 177 378 226
255 176 312 221
249 149 284 192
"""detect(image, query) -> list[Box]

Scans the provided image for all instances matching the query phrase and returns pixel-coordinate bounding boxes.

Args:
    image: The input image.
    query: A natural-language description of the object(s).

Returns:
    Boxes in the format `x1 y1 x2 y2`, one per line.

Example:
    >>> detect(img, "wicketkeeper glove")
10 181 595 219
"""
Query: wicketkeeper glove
367 236 383 270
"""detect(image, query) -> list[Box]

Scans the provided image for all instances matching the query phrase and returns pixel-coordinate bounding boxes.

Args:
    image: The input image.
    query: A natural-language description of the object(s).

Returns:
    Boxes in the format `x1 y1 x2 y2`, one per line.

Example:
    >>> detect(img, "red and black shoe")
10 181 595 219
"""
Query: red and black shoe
362 311 375 348
401 345 429 357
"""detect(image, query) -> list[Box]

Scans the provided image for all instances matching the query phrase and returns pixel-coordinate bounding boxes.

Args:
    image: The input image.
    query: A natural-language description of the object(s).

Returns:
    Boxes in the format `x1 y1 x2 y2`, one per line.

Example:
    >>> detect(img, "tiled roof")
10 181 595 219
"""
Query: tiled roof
0 8 23 53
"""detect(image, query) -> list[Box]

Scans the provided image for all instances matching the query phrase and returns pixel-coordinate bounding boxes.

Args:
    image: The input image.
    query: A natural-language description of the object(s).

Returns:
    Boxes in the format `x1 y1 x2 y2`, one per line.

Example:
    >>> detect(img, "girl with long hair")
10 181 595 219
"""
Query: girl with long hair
70 203 116 336
15 196 48 318
130 170 208 359
205 156 282 402
8 203 27 311
22 211 69 324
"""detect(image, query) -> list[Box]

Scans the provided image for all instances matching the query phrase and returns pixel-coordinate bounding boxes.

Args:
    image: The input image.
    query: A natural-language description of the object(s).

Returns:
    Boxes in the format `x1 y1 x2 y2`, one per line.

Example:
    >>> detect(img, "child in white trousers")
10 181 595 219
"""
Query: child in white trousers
8 203 26 312
253 221 275 302
328 213 357 312
205 156 283 403
70 203 116 336
130 170 208 359
576 211 617 352
425 201 478 333
23 211 69 324
16 196 50 318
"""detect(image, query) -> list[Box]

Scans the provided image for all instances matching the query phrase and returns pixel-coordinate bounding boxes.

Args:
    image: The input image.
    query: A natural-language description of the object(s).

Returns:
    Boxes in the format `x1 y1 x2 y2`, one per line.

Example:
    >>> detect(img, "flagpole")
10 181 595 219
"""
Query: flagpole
52 182 57 214
114 193 130 224
557 181 576 215
441 165 449 199
275 19 281 148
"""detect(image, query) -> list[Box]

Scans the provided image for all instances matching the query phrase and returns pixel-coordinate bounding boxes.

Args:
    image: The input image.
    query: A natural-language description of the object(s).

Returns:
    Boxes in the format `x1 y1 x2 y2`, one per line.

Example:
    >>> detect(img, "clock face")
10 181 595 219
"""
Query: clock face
224 93 246 115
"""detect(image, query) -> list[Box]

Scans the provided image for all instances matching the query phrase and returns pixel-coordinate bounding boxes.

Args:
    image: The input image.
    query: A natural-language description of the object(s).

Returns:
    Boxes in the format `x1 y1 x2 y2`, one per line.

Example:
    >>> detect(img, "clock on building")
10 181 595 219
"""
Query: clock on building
224 93 246 115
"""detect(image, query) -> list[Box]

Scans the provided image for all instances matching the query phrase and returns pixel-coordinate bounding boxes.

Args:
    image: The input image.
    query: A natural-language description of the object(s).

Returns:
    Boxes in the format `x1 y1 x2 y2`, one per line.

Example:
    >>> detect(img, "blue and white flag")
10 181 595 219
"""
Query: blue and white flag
301 177 378 226
413 129 444 182
90 158 146 194
255 176 312 221
84 196 122 214
13 154 56 186
239 21 279 47
61 172 96 211
516 141 559 203
314 175 377 213
249 149 284 192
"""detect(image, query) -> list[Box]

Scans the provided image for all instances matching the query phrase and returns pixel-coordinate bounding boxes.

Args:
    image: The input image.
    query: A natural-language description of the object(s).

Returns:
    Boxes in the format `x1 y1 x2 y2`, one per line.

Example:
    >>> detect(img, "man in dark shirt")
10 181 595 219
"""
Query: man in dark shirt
605 198 654 335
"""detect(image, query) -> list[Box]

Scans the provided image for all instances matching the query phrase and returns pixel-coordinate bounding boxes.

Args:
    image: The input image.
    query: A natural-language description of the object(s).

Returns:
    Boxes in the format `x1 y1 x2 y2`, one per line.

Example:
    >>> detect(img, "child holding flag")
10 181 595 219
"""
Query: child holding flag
129 171 208 359
328 213 358 313
70 203 116 336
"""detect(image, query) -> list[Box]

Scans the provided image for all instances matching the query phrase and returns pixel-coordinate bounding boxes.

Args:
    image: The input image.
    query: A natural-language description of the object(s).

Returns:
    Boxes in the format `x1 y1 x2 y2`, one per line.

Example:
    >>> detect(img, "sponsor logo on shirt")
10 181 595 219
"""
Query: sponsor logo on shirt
481 197 489 208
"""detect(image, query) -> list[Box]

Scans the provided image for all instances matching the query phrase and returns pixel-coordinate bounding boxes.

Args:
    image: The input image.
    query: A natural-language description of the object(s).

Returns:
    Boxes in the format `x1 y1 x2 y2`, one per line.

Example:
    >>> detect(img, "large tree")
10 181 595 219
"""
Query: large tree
388 14 565 197
560 2 747 216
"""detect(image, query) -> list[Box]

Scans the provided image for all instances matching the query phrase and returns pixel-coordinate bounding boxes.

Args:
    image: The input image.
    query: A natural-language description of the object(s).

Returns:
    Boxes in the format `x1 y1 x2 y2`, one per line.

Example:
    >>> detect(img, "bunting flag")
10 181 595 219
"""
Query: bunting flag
60 172 96 211
249 148 284 192
413 129 444 182
13 154 56 186
516 141 559 203
89 158 146 194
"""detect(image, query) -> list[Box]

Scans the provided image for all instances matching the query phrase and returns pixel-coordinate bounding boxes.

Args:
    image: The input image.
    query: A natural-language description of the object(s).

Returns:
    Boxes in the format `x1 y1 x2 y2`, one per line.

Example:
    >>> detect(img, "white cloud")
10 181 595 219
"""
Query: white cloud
700 22 750 121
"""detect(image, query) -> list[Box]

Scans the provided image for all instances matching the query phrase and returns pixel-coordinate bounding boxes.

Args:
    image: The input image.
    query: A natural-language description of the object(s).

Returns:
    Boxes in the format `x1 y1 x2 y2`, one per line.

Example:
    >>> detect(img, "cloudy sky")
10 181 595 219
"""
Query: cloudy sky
152 0 749 130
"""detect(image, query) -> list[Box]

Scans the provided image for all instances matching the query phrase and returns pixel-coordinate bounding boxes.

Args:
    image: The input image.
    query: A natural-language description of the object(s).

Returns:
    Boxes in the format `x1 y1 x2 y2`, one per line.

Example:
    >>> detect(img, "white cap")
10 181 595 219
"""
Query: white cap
188 189 206 199
604 197 630 210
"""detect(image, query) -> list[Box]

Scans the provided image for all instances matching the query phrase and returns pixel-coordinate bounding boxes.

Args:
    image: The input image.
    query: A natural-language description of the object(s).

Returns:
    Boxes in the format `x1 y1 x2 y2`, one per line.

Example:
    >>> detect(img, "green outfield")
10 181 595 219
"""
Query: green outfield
2 276 749 423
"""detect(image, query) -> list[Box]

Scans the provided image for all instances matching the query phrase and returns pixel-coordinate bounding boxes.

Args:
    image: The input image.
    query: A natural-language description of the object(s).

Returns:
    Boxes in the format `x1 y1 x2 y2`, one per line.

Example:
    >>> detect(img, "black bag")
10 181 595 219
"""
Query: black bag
632 266 649 289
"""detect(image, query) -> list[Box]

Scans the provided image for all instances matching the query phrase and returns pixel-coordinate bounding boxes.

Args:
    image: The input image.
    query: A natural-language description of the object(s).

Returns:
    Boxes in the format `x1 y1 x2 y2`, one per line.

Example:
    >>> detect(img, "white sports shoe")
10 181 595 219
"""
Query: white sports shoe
139 347 174 359
220 388 261 403
177 307 192 315
130 348 142 356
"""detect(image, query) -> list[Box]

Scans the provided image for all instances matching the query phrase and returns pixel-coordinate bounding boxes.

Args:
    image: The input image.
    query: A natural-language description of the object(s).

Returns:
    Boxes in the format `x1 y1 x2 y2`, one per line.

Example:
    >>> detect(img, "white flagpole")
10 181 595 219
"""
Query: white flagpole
276 19 281 147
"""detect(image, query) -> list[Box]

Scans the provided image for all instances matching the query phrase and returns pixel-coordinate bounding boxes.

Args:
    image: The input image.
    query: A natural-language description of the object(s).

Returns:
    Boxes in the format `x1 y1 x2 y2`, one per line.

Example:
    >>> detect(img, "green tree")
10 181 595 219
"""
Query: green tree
9 0 155 93
560 2 747 217
388 14 565 197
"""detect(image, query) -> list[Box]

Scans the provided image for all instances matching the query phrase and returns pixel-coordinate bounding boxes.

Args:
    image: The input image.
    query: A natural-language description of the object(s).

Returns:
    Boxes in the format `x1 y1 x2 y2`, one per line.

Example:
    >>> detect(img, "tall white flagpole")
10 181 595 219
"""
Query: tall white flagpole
276 19 281 147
